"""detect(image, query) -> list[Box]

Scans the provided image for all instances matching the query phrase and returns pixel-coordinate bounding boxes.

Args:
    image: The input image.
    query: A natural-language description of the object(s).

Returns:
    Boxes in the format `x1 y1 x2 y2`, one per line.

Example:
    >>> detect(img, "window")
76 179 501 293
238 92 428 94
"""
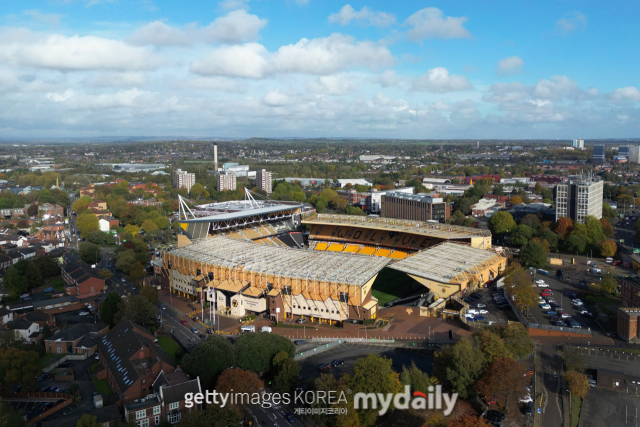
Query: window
136 420 149 427
153 406 161 415
169 402 179 410
155 415 160 426
136 410 147 420
142 380 146 385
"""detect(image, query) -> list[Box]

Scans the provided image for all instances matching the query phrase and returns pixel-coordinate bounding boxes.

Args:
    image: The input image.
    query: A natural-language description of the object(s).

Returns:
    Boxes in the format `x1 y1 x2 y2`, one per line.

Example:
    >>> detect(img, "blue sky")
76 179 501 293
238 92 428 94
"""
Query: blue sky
0 0 638 139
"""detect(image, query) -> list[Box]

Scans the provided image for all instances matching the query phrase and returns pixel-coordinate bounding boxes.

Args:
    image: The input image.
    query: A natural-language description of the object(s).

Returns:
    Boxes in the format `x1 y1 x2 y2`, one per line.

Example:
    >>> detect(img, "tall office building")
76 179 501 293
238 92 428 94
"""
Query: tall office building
619 146 630 158
571 138 584 149
172 169 195 191
630 146 640 164
592 145 606 162
555 175 603 224
381 191 450 223
216 171 236 192
256 169 272 194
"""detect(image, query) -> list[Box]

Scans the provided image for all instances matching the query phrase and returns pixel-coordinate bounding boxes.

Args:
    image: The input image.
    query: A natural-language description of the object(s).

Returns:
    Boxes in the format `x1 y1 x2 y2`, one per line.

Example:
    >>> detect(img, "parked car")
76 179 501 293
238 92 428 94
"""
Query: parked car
478 309 489 314
191 327 199 334
260 326 272 333
540 304 551 310
537 282 550 288
181 320 188 325
523 401 533 416
294 340 307 345
297 318 307 324
199 334 206 339
476 303 486 308
588 379 596 388
476 316 487 321
567 292 577 299
318 363 331 372
331 360 344 367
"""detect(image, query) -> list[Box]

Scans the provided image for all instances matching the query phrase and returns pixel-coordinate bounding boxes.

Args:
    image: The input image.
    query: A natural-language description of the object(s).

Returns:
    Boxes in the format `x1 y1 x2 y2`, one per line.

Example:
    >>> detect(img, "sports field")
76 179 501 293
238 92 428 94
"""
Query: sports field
371 268 420 305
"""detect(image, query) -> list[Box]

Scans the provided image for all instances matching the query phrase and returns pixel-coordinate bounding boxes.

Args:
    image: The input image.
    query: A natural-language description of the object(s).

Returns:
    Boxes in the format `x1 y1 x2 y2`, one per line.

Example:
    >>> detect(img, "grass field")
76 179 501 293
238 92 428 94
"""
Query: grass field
592 296 620 316
91 375 113 399
371 268 419 305
49 276 65 292
157 336 180 362
571 395 582 427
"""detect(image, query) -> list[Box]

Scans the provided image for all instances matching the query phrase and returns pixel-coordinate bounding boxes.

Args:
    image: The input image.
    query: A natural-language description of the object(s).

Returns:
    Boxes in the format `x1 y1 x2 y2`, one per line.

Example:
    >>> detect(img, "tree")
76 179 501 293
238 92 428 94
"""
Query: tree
153 217 171 230
448 416 491 427
34 256 60 278
500 323 534 359
113 295 157 326
0 398 29 427
76 414 100 427
123 224 140 235
189 183 206 200
140 286 158 304
3 266 28 297
0 348 42 389
76 212 99 236
598 239 617 257
555 217 574 238
24 262 43 290
400 361 430 395
178 404 242 427
99 269 113 280
141 219 159 233
472 329 512 364
509 224 533 246
600 271 618 295
565 370 589 399
510 195 523 205
488 211 516 236
79 242 101 265
540 228 560 252
519 214 540 231
71 196 92 214
585 215 606 245
115 249 137 274
349 354 401 427
235 333 295 373
563 345 586 372
344 206 366 216
129 261 146 285
600 218 614 237
564 234 586 254
215 367 263 404
434 338 485 400
100 291 121 325
181 335 236 388
475 357 527 412
520 241 548 268
27 204 38 216
16 219 28 229
503 264 538 313
274 356 301 392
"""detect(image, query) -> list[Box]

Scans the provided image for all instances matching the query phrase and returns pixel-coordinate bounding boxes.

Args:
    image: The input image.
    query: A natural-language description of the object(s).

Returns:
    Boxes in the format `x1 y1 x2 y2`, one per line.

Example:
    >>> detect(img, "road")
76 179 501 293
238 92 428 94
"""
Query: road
539 346 564 427
157 305 202 351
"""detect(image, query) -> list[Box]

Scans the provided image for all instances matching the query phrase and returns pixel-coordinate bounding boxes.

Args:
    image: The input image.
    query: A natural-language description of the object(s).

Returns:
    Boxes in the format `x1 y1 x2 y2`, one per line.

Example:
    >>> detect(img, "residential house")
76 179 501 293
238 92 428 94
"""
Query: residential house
45 322 109 355
38 203 65 218
471 198 498 217
88 201 108 210
40 224 67 241
97 320 178 405
0 253 12 270
23 311 55 328
4 318 40 343
0 306 14 325
61 256 105 298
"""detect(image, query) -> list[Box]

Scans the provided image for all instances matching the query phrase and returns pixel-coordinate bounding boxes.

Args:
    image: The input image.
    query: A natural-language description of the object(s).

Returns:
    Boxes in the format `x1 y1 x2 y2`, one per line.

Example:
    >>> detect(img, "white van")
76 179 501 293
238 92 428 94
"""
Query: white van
240 325 255 333
606 257 614 264
591 268 602 274
260 326 272 333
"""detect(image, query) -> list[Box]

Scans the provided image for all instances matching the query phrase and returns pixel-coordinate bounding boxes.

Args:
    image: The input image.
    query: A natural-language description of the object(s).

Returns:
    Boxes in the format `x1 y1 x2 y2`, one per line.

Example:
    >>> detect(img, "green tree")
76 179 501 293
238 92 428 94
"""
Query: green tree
123 224 140 235
540 228 560 252
500 323 534 359
0 348 41 388
3 266 28 297
25 261 43 290
153 217 171 230
181 335 236 389
400 361 430 395
177 404 242 427
564 234 587 254
509 224 533 246
76 414 100 427
71 196 92 214
141 219 159 233
520 241 548 268
113 295 157 326
0 398 29 427
235 333 295 373
349 354 401 427
115 250 137 274
585 215 606 244
600 271 618 295
129 261 146 284
76 211 100 236
488 211 516 236
519 214 540 231
189 183 206 200
273 354 301 393
79 242 101 265
140 286 158 304
434 338 485 400
100 291 121 325
34 256 60 278
472 329 512 364
344 206 366 216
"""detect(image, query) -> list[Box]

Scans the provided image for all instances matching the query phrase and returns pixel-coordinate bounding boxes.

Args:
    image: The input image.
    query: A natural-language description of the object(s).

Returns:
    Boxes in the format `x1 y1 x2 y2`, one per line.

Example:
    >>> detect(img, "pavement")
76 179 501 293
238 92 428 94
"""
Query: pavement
580 387 640 427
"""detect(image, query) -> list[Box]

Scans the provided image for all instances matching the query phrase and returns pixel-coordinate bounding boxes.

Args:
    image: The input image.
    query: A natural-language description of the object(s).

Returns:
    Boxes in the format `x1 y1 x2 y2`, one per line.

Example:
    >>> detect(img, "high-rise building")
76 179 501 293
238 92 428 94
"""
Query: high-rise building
214 142 218 171
571 138 584 149
216 171 236 192
555 175 603 224
630 146 640 164
172 169 195 191
592 145 606 162
256 169 272 194
619 146 630 159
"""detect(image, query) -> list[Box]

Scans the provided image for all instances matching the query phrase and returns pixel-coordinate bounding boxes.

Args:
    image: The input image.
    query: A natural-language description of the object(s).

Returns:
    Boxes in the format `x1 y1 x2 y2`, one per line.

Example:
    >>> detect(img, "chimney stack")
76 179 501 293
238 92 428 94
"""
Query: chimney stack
214 142 218 171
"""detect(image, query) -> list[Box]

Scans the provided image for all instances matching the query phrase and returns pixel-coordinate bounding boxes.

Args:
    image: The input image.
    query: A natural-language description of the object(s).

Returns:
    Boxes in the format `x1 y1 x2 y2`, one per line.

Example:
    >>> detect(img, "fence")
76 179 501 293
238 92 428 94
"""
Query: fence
292 338 448 360
42 350 96 373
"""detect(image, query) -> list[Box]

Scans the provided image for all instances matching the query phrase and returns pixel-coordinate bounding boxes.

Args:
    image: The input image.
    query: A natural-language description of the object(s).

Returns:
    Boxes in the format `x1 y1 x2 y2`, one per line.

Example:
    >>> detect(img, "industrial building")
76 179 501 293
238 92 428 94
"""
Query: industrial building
555 175 603 223
172 169 195 191
380 191 451 223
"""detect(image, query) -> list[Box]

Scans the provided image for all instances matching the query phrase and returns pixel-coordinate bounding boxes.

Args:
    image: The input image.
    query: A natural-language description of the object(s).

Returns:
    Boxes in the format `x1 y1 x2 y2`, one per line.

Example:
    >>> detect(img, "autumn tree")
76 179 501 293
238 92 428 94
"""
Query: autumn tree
555 217 574 239
215 367 263 408
565 370 589 399
0 348 42 389
448 415 491 427
500 323 534 359
600 218 614 237
140 285 158 304
26 204 38 216
510 195 523 205
141 219 159 233
472 329 513 364
600 271 618 295
503 263 537 314
129 261 146 285
311 373 360 427
475 357 527 412
598 239 617 257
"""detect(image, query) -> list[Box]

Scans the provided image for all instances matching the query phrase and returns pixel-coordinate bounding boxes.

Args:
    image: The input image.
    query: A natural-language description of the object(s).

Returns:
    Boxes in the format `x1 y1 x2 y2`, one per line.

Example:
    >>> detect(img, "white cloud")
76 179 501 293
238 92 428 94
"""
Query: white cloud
482 82 530 103
127 21 191 46
0 32 162 71
86 72 147 87
270 34 393 75
497 56 523 76
411 67 472 93
262 90 293 106
556 12 587 35
611 87 640 102
532 75 580 100
23 10 65 26
219 0 250 11
201 9 267 44
377 70 401 87
190 43 268 78
328 5 396 28
404 7 471 41
310 75 357 95
182 76 247 93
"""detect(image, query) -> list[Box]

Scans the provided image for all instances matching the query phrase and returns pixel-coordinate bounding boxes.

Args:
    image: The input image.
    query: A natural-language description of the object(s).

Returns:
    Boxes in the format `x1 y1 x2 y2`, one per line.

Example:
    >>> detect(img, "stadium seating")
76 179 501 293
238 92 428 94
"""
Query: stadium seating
243 228 263 240
342 244 362 254
357 246 376 256
314 242 328 251
388 250 408 260
372 248 391 258
327 243 345 252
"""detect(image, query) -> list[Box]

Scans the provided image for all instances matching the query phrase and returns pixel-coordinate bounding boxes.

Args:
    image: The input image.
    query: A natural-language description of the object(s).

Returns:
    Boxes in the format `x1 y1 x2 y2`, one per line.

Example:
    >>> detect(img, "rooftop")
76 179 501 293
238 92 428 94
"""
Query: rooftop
303 214 491 239
388 242 506 284
166 236 390 286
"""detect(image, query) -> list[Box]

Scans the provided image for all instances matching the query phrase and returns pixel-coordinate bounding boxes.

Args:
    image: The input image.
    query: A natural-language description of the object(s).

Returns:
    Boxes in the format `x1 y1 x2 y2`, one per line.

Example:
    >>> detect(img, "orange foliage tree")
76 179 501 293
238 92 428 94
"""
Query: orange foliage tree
475 357 528 413
554 217 574 239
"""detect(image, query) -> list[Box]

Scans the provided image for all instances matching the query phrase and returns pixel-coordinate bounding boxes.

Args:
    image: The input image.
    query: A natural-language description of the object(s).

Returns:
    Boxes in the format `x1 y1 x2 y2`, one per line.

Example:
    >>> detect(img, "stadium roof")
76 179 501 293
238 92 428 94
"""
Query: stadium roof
167 236 390 286
179 199 304 223
388 242 505 284
303 214 491 239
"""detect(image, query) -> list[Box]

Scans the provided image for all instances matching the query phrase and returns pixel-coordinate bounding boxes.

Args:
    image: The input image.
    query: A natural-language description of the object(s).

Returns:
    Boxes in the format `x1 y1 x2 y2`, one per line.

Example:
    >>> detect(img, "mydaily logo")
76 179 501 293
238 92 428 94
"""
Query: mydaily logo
353 385 458 416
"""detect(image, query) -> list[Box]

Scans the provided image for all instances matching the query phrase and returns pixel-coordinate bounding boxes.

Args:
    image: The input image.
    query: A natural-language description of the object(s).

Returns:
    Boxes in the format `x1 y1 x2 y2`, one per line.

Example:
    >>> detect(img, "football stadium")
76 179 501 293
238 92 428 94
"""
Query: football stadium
162 194 506 323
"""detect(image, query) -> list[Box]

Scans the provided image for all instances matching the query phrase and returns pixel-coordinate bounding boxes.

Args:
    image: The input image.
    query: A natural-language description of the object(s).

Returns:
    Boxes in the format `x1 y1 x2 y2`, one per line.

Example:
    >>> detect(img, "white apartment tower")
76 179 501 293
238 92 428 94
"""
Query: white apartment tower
216 171 236 192
172 169 195 191
571 138 585 149
555 175 603 224
256 169 273 194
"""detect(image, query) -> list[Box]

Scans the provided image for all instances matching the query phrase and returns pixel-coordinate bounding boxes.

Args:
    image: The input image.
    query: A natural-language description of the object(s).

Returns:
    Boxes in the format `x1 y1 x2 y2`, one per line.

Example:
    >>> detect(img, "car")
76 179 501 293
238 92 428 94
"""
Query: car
476 316 487 321
519 394 533 403
318 363 331 372
181 320 188 325
582 312 595 318
588 379 596 388
524 370 534 377
283 412 296 423
540 304 551 310
121 278 126 282
567 292 577 299
43 287 54 293
546 311 557 316
331 360 344 367
465 315 476 321
523 401 533 416
293 340 308 345
561 313 572 319
485 410 505 421
476 303 486 308
467 309 479 315
478 309 489 314
95 354 100 360
463 297 473 303
554 320 566 327
206 328 213 334
36 374 47 381
535 279 545 284
572 300 584 307
297 318 307 324
191 327 199 334
160 305 166 310
550 302 560 307
199 334 207 339
79 311 89 316
537 283 550 288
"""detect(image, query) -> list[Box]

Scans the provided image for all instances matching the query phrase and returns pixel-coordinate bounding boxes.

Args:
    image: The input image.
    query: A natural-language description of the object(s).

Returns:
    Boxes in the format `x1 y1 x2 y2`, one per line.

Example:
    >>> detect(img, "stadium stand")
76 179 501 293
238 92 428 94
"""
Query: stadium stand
314 242 328 251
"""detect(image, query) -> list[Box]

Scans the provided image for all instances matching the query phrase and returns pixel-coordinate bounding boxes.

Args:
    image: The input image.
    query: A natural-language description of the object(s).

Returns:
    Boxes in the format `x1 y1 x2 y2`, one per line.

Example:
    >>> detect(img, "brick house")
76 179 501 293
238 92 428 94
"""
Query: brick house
45 322 109 354
88 201 108 210
61 255 105 298
23 311 55 328
123 370 202 426
38 203 65 218
97 320 178 406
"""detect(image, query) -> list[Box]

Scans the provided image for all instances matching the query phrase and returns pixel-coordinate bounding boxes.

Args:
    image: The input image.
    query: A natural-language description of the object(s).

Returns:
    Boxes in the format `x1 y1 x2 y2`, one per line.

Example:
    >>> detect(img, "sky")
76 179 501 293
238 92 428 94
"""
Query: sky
1 0 639 140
